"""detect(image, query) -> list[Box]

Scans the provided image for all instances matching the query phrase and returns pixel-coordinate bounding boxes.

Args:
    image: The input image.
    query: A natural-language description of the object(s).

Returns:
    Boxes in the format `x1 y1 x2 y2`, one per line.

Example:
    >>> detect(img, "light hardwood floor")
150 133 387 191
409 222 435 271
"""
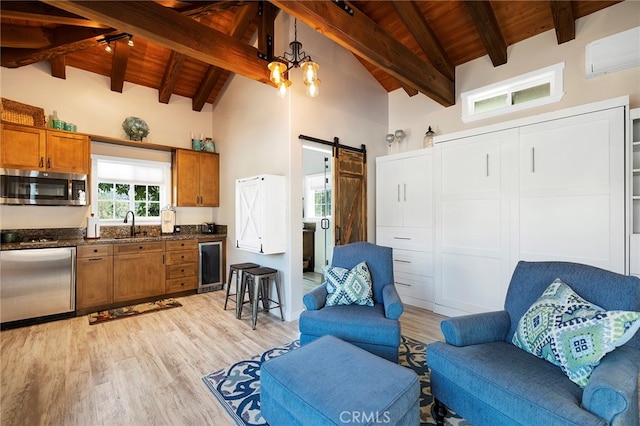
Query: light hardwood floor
1 290 446 426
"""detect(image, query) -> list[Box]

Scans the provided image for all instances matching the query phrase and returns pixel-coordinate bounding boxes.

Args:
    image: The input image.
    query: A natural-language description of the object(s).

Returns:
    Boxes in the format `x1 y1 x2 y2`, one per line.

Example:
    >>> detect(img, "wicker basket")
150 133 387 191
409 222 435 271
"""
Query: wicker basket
1 98 46 127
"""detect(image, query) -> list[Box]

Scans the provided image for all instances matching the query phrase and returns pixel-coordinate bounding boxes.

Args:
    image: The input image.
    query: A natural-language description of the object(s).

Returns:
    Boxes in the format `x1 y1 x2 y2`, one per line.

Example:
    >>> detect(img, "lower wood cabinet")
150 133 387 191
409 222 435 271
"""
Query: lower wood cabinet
113 241 165 303
76 237 225 312
76 244 113 309
165 239 198 293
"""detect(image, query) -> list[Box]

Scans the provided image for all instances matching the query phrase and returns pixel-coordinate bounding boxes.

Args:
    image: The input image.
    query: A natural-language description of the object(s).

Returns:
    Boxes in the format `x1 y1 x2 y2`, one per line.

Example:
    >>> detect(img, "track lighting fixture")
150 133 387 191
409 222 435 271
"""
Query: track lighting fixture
98 33 134 53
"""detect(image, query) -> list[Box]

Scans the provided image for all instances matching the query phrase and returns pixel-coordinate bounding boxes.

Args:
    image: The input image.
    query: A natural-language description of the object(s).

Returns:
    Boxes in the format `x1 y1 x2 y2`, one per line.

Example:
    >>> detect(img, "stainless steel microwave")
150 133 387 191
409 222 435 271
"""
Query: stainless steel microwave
0 169 88 206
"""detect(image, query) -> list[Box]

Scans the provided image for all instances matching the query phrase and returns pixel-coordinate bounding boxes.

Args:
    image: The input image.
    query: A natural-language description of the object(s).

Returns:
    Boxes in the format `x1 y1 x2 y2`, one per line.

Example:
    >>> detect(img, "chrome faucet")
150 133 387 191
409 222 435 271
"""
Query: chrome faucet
123 210 136 237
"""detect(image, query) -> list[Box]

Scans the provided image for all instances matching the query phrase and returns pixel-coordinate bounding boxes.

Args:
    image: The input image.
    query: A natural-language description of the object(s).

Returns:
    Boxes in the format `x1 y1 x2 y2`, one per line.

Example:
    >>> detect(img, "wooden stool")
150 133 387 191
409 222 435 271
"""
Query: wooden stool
225 262 259 318
239 267 284 329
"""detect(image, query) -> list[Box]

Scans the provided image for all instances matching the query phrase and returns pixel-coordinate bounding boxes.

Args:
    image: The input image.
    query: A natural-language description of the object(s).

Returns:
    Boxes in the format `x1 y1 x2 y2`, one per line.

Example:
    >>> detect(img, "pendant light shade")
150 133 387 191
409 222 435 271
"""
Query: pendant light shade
268 61 287 85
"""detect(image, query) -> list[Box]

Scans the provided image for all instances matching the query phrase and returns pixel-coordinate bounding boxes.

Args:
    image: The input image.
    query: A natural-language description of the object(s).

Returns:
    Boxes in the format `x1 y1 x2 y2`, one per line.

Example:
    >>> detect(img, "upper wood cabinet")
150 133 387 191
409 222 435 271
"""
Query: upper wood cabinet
172 149 219 207
0 123 89 174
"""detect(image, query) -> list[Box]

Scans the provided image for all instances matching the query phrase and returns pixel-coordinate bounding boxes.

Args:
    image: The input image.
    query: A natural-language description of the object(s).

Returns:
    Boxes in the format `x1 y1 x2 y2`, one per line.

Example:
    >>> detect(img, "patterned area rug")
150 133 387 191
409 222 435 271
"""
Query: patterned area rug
88 298 182 325
202 336 469 426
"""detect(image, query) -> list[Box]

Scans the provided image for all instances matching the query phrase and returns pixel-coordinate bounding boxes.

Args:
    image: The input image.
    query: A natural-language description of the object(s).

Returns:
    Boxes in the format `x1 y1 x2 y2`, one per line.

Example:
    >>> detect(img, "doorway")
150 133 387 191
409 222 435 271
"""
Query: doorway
302 142 333 292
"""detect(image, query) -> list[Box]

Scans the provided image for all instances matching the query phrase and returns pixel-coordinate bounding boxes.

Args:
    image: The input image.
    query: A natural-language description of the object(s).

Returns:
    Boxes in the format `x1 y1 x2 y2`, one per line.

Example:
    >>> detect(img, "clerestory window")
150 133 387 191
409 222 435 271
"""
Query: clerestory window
461 62 565 123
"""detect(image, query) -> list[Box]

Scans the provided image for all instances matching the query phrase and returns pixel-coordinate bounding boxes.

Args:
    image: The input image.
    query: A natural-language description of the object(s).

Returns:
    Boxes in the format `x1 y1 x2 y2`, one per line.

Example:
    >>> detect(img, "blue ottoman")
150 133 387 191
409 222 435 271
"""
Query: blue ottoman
261 335 419 425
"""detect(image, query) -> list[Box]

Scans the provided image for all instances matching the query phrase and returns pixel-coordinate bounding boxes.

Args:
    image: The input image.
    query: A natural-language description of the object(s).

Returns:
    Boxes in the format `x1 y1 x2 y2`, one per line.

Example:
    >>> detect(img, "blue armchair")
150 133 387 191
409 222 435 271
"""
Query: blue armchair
427 261 640 426
299 242 404 362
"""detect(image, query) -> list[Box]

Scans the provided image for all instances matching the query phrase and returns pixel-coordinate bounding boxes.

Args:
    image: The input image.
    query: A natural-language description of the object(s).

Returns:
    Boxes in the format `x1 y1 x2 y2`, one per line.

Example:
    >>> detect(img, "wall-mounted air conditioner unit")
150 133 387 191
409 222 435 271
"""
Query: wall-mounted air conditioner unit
585 26 640 78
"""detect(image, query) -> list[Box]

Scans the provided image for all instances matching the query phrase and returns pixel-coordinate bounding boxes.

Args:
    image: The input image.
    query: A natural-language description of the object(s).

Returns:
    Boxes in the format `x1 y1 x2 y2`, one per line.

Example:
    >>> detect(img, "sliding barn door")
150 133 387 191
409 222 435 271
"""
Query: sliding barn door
334 148 367 246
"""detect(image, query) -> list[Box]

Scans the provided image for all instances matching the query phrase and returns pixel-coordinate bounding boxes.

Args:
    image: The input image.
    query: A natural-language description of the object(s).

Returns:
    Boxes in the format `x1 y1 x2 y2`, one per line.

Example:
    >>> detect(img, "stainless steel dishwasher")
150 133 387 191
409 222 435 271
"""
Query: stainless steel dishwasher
0 247 76 324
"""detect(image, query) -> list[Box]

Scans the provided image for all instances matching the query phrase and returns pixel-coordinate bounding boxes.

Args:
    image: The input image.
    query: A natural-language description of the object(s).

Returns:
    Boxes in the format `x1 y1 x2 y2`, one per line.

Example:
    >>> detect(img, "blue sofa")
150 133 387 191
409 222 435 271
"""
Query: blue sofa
299 242 404 362
427 261 640 426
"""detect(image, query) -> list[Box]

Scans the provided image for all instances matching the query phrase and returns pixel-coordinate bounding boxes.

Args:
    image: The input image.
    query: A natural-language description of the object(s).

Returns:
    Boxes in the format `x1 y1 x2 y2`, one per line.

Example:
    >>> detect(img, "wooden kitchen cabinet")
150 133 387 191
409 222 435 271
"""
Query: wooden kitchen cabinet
76 244 113 310
165 239 198 293
0 123 89 174
172 149 219 207
113 241 165 303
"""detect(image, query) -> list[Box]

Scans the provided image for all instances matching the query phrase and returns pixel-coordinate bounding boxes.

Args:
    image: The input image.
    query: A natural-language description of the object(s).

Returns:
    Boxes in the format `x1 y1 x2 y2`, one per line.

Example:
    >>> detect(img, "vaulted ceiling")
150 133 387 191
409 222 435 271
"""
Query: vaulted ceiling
1 1 622 111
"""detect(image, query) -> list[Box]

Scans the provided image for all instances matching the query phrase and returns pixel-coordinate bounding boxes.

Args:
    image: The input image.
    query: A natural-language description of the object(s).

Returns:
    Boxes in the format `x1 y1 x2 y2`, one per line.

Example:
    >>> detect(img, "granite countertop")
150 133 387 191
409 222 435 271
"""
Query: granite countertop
1 224 227 250
0 233 227 250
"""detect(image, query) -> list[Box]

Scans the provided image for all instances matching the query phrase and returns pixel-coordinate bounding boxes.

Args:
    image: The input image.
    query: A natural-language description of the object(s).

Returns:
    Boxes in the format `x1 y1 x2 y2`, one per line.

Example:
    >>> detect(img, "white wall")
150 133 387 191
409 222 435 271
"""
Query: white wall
389 1 640 150
213 14 388 320
0 64 215 229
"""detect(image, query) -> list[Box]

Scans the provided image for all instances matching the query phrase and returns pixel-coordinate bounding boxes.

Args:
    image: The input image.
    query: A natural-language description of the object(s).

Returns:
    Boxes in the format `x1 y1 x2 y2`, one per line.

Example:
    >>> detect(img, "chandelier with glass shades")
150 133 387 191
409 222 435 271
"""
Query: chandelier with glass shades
268 20 320 98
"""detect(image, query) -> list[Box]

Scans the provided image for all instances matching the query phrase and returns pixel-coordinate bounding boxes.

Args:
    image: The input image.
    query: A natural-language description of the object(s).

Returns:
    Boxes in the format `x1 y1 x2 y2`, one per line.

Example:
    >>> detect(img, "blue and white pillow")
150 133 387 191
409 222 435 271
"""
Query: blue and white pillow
324 261 374 307
513 278 640 388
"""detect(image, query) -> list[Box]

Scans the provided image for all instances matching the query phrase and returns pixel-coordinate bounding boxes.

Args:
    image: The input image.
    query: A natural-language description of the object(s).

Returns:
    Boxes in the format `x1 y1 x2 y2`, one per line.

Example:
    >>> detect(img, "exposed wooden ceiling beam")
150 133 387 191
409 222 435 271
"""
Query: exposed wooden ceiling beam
177 1 246 18
49 56 66 79
550 0 575 44
193 67 225 111
258 1 277 61
159 51 187 104
392 1 455 81
110 38 130 93
192 2 259 111
463 0 507 67
270 0 454 107
399 82 419 98
1 27 113 68
0 25 52 49
42 1 271 86
0 1 108 28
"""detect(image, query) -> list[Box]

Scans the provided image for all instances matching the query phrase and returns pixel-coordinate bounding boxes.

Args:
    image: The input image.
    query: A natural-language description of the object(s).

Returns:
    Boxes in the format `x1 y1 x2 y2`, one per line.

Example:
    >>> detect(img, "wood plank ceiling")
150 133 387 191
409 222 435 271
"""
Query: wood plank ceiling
0 1 622 111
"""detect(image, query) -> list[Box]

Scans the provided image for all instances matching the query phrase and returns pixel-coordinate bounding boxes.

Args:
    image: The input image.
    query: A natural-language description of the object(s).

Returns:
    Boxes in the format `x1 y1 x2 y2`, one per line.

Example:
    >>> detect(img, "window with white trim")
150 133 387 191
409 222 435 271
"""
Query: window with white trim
461 62 565 123
91 155 171 223
304 173 332 219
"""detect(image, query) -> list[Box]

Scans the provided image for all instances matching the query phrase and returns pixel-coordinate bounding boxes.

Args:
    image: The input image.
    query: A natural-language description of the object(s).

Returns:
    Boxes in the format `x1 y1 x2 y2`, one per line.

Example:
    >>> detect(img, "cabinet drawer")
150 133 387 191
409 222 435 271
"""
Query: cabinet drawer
377 227 432 251
165 239 198 251
166 276 198 293
392 250 433 276
166 262 197 279
114 241 164 255
166 250 198 265
394 272 434 302
77 244 113 258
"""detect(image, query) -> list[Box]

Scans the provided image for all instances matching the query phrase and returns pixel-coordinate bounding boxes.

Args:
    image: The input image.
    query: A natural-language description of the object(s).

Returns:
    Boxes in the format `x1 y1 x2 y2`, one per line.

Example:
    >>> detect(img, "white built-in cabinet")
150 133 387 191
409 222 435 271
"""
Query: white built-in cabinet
631 108 640 278
434 129 515 315
375 97 630 315
432 100 626 317
376 149 434 310
235 174 286 254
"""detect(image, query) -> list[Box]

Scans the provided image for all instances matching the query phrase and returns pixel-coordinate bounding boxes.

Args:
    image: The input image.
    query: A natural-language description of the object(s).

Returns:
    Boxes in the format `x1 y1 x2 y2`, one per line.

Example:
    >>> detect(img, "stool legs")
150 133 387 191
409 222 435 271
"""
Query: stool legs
251 276 261 330
223 268 236 311
238 267 284 329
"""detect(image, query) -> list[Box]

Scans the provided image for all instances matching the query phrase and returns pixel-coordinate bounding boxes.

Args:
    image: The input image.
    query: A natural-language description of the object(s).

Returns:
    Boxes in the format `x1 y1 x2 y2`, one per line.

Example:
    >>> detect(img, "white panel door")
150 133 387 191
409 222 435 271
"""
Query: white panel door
517 107 625 273
376 158 403 227
435 129 516 315
403 154 433 228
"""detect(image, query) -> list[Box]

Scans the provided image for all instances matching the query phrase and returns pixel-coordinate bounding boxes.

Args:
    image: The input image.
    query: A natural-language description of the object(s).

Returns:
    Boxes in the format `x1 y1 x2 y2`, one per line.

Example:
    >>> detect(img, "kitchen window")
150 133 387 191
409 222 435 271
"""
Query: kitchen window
91 155 171 223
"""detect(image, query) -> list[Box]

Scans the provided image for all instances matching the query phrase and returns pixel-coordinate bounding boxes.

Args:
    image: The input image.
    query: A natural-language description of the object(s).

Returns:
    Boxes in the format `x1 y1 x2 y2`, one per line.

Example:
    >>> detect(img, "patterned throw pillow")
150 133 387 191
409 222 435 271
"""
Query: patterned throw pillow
513 279 640 388
324 261 374 307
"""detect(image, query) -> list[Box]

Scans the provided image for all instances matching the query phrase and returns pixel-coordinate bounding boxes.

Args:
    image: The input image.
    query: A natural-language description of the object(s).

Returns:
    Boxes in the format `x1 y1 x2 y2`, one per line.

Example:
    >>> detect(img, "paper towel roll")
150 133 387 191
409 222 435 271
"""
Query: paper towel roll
87 216 100 239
